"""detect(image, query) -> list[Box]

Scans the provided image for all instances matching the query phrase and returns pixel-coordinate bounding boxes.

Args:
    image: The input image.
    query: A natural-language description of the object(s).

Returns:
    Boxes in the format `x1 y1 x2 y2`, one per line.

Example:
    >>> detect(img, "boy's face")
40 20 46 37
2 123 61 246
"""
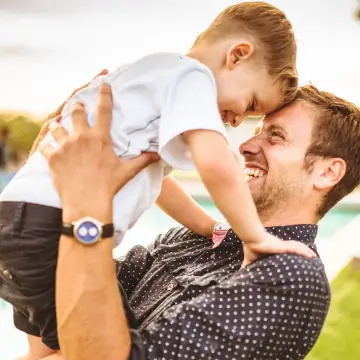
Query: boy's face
217 48 284 127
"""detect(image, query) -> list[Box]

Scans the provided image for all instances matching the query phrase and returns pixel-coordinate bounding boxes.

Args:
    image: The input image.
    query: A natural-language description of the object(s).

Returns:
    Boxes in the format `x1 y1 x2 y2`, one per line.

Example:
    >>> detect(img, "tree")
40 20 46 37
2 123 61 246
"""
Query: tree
0 113 41 154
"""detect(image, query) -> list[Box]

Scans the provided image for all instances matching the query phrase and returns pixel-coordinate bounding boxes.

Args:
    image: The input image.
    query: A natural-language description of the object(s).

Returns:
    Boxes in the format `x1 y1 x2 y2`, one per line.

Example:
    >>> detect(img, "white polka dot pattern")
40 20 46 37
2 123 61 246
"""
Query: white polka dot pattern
116 225 330 359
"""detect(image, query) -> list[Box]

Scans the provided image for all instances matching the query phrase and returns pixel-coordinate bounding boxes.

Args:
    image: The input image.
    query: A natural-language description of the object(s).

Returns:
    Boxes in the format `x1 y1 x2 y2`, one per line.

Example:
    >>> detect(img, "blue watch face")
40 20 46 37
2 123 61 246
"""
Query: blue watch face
75 221 100 245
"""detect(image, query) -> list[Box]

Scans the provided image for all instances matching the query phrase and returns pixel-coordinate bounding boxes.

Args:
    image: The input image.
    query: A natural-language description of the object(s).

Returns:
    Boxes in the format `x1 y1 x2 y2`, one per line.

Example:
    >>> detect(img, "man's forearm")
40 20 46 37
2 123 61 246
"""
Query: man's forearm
56 205 131 360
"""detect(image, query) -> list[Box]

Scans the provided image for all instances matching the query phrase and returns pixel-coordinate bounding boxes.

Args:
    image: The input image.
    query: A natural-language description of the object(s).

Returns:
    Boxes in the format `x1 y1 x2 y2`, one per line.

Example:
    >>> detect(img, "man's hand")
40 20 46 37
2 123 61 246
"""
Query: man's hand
39 83 159 360
40 83 160 223
242 232 317 267
29 116 62 157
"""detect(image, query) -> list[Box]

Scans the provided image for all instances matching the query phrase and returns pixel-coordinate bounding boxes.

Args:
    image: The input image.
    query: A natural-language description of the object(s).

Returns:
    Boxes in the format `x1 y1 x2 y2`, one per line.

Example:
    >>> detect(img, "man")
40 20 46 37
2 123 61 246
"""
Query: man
36 82 360 360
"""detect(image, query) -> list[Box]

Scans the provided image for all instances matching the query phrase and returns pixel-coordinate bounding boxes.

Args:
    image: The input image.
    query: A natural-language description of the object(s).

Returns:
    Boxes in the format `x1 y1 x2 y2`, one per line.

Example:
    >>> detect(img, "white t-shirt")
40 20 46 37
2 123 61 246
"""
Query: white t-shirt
0 53 228 245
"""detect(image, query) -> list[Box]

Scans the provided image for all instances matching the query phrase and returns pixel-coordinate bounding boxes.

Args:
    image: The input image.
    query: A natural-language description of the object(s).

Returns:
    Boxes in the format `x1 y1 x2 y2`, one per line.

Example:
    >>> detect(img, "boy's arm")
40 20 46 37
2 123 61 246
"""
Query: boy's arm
183 129 266 244
159 69 316 262
183 130 316 263
156 175 217 237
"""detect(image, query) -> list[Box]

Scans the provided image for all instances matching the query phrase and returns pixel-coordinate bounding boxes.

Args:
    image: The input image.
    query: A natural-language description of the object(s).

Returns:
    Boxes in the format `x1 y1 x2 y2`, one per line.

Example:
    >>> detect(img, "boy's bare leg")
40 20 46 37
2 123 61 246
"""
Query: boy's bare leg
16 335 55 360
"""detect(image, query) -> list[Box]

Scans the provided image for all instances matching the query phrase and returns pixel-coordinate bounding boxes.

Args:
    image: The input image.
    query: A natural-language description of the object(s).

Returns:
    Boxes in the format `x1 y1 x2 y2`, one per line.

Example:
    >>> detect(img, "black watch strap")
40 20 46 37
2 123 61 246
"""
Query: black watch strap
61 223 114 238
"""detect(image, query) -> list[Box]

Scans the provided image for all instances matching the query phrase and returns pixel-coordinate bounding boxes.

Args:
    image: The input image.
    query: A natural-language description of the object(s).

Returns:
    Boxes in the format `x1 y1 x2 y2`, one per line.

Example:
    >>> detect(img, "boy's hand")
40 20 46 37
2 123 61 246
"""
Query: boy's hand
242 233 317 267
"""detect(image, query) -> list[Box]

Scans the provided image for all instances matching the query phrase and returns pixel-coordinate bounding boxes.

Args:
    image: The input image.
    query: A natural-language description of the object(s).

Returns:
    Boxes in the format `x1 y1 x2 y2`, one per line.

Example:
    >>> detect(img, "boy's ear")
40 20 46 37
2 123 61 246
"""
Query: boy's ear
226 41 254 70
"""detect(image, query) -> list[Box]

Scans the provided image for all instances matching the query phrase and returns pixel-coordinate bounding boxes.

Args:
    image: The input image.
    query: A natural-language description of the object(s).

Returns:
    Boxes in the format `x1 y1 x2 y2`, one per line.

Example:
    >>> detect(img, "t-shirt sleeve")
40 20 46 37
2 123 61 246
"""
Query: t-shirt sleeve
158 69 228 170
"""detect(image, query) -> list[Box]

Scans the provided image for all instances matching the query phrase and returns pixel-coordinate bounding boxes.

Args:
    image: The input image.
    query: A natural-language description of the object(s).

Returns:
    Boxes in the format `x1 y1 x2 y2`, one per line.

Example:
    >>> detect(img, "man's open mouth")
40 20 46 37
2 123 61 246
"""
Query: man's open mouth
244 167 266 179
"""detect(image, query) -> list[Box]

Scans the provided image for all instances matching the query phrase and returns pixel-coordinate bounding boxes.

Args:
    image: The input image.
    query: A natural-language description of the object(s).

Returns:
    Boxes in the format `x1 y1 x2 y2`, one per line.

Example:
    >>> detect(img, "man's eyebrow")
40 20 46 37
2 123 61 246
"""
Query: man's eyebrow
254 123 289 137
266 124 289 136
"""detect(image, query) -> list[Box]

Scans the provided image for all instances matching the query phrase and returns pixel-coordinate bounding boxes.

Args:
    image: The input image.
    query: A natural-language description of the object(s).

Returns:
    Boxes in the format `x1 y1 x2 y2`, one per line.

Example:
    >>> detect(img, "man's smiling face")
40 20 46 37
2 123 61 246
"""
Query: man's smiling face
239 101 317 217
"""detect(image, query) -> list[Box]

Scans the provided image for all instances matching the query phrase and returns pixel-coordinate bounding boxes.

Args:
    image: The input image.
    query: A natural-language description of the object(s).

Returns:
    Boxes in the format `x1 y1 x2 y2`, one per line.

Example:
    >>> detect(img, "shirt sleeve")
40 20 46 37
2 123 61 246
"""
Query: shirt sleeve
158 69 228 170
127 255 330 360
116 245 155 298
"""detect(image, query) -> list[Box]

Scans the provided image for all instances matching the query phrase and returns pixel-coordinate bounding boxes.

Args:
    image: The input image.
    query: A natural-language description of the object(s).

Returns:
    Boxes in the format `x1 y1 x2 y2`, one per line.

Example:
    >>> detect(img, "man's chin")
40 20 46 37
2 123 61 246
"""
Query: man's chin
246 174 266 198
245 174 266 187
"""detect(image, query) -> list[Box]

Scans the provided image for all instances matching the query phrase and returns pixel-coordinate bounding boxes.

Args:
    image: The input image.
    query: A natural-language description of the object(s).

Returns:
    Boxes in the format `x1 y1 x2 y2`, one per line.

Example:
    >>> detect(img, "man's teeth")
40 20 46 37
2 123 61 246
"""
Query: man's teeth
244 167 265 178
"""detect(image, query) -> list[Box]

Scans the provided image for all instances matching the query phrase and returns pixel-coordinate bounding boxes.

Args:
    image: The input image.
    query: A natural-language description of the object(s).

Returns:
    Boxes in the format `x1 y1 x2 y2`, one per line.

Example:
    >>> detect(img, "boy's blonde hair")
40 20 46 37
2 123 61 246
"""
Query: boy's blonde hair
194 2 298 105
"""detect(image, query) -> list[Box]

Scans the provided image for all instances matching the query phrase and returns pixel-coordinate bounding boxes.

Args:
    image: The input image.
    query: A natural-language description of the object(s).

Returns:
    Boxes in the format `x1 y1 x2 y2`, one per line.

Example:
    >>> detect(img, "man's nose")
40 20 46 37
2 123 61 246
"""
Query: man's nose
239 136 262 157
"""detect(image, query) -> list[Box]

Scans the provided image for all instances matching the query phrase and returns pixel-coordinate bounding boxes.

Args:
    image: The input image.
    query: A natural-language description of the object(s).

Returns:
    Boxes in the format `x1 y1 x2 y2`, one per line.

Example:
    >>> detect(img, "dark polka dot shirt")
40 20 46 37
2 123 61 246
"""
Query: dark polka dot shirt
115 224 330 360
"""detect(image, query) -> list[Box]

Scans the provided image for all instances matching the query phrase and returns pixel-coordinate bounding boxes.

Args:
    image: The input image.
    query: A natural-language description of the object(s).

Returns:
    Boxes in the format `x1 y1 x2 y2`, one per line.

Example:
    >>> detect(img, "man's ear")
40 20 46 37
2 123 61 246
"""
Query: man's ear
313 158 346 191
225 41 254 70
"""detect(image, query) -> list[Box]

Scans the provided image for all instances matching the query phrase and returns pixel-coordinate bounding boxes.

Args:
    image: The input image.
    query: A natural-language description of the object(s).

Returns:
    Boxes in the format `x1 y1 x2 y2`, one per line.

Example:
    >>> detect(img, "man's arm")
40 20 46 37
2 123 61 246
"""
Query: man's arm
40 84 159 360
156 175 216 237
56 219 131 360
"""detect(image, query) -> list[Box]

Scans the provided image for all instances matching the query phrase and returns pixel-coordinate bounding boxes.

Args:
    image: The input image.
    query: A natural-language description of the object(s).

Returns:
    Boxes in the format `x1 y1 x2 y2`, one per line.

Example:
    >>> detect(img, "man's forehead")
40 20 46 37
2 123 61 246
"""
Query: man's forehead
255 102 315 135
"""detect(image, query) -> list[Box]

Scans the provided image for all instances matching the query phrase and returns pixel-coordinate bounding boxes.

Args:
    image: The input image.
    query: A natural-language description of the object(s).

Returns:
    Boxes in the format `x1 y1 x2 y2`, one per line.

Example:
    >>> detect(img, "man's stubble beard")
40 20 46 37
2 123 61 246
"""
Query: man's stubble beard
252 176 300 223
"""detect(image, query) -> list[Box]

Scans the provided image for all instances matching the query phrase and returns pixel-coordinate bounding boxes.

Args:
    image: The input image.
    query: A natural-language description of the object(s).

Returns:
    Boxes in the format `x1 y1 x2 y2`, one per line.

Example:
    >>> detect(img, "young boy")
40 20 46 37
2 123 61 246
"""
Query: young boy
0 2 312 359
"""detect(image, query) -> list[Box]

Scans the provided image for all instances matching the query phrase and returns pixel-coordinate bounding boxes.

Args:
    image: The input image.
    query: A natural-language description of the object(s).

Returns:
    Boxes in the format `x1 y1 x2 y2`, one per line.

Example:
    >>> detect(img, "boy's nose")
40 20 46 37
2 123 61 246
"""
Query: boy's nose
230 114 246 128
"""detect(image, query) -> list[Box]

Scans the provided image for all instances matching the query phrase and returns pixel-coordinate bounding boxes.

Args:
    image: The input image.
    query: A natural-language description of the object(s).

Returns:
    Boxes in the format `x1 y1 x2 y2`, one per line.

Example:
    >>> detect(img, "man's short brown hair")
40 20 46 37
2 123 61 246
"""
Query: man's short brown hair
193 2 298 105
297 85 360 218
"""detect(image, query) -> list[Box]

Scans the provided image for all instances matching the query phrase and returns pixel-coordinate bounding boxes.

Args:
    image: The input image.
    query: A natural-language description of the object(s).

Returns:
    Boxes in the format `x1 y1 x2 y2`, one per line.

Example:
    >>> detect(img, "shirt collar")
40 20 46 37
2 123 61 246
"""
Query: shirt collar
265 224 318 244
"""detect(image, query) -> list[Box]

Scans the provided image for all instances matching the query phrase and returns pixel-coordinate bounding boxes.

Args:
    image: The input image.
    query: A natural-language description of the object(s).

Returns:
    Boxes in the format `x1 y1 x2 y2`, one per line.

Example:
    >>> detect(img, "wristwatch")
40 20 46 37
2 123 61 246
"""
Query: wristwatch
61 216 114 245
212 220 231 248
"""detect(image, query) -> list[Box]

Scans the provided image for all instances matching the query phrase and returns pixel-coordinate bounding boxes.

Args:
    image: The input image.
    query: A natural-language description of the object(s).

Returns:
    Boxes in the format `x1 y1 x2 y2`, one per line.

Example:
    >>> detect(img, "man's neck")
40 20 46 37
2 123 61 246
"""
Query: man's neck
259 205 318 227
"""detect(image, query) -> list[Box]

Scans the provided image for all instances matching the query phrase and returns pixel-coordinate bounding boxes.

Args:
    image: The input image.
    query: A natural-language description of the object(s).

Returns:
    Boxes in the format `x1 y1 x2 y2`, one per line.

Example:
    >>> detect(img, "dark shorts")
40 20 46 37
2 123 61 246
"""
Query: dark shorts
0 201 139 351
0 201 62 350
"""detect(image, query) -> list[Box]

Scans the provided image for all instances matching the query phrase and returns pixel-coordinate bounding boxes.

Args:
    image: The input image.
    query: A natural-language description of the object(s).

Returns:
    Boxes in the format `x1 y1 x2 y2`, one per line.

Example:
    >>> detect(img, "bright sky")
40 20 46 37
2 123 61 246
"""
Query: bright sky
1 0 359 116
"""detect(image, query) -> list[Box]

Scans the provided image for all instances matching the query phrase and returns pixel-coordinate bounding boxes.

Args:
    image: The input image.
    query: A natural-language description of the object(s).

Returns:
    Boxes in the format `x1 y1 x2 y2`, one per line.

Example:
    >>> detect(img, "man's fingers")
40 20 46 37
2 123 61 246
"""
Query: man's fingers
46 104 65 121
93 69 108 80
69 69 109 99
71 103 90 132
94 83 113 135
43 116 62 136
39 142 56 160
29 116 62 157
49 122 68 143
286 241 317 258
118 153 160 182
53 115 62 124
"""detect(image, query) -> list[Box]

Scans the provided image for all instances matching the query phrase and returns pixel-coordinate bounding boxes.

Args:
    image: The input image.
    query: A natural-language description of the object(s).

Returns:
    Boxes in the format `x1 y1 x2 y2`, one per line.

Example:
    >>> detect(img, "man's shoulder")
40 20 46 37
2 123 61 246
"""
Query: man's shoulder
150 226 205 250
234 253 330 295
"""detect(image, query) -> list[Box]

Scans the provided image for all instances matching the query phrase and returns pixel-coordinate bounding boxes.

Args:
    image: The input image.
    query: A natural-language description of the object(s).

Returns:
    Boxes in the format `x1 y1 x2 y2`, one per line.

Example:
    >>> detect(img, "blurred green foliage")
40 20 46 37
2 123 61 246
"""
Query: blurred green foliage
307 262 360 360
0 112 41 154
